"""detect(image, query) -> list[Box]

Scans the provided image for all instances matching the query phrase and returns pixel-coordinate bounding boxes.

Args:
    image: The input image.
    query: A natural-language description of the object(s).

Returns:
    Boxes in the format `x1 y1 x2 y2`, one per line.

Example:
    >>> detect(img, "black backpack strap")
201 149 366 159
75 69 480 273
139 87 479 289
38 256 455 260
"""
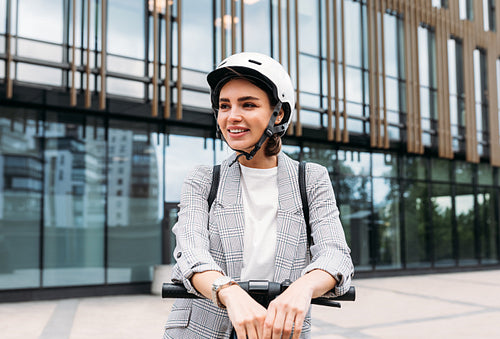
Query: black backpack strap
299 161 313 247
208 165 220 211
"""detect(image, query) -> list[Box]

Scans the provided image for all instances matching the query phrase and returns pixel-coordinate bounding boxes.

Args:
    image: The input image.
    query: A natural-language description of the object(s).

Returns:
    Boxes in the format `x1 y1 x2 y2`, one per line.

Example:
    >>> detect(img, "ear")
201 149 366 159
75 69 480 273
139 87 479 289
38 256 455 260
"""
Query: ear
275 108 285 124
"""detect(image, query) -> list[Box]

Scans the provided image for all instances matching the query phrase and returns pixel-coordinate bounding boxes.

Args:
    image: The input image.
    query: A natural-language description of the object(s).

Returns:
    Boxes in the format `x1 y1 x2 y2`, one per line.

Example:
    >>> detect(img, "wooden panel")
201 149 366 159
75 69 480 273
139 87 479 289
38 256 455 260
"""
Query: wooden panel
99 0 107 110
326 0 333 141
164 0 172 118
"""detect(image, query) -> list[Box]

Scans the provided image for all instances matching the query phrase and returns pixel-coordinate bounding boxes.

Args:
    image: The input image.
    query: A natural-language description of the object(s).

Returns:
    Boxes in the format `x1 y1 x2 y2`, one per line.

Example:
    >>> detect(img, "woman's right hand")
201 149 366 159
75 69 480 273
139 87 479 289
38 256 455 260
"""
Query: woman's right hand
219 284 267 339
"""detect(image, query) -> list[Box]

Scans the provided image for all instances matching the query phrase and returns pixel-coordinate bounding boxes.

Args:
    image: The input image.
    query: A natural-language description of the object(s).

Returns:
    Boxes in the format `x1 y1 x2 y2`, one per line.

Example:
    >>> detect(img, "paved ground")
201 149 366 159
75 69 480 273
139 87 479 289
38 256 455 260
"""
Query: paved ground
0 269 499 338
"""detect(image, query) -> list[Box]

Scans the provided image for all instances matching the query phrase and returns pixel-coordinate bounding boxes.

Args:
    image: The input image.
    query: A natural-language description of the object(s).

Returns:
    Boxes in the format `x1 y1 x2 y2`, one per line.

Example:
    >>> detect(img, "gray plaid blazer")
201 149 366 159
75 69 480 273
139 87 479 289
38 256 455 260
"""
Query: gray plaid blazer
163 152 354 339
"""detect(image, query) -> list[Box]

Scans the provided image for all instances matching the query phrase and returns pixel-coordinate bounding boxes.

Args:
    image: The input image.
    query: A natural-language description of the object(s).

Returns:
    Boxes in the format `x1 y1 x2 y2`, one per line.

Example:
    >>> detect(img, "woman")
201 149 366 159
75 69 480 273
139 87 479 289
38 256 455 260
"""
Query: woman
164 52 354 339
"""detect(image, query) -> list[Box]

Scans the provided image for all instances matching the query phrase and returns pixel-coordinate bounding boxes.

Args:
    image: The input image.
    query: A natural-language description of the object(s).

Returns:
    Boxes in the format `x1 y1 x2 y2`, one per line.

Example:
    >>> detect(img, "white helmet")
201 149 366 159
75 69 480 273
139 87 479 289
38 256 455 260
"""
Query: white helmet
207 52 295 137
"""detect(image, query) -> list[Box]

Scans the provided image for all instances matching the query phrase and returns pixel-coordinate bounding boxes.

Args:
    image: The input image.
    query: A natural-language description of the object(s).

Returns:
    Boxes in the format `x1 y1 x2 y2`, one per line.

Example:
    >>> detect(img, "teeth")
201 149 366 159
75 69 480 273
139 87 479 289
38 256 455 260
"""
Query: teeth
229 129 246 133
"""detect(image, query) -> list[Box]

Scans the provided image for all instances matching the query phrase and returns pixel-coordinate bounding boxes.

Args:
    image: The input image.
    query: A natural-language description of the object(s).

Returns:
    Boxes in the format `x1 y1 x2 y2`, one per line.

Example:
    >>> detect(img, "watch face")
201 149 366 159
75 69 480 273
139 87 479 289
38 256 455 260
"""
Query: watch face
213 276 232 290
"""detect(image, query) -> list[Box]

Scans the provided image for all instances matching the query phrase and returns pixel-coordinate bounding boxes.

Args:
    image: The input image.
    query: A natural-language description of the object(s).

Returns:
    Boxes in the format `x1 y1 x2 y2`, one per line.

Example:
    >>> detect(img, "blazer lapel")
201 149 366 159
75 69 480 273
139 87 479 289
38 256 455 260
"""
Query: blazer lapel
214 154 245 280
274 153 304 283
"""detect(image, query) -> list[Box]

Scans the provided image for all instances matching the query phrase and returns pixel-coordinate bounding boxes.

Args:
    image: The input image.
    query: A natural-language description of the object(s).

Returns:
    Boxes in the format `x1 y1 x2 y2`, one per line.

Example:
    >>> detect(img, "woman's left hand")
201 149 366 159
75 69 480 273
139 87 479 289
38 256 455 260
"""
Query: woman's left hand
261 278 313 339
262 269 337 338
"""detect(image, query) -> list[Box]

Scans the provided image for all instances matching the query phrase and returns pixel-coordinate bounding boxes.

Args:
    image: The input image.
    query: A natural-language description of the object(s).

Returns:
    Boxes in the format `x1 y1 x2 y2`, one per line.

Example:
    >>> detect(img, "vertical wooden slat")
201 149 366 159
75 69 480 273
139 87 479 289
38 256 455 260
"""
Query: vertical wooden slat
240 0 244 51
164 0 172 118
487 33 500 166
294 0 301 136
85 0 91 108
5 0 12 99
286 0 291 74
70 0 77 106
221 0 226 60
152 0 159 117
414 3 423 153
381 0 388 148
286 0 293 135
231 0 236 54
176 0 182 119
278 0 282 62
374 0 382 147
334 0 340 142
404 0 414 153
367 0 377 147
326 0 333 141
99 0 106 110
341 0 348 143
436 7 443 158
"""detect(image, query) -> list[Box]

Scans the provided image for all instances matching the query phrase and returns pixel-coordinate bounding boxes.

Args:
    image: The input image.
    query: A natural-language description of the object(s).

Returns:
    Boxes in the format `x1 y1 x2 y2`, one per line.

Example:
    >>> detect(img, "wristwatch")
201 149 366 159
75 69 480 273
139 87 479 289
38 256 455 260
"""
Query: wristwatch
211 276 237 308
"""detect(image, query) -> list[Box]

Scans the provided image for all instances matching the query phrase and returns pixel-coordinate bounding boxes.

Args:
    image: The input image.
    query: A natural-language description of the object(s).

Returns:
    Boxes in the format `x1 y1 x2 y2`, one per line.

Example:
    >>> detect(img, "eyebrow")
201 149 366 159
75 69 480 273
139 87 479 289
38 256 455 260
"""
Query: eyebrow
219 96 261 102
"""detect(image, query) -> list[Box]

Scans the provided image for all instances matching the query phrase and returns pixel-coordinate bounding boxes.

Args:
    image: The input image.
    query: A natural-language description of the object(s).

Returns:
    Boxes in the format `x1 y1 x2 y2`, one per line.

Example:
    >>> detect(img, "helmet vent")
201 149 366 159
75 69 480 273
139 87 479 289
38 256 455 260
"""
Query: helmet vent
248 59 262 65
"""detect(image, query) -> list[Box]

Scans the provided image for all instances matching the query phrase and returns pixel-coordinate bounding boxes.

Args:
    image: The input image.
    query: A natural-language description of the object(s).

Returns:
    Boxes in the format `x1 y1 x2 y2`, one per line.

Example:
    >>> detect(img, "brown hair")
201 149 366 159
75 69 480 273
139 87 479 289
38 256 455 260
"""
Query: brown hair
264 133 282 156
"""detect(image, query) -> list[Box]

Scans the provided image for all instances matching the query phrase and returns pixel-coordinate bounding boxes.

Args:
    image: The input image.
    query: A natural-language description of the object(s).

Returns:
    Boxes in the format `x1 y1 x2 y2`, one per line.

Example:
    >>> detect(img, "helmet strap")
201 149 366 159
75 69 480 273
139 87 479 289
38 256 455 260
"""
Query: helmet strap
229 102 282 167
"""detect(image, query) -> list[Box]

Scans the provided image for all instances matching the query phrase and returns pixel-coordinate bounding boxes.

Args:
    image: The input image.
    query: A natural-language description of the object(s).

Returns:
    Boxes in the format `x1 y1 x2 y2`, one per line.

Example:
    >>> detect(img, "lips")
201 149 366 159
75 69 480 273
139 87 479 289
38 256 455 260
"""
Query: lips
228 128 249 133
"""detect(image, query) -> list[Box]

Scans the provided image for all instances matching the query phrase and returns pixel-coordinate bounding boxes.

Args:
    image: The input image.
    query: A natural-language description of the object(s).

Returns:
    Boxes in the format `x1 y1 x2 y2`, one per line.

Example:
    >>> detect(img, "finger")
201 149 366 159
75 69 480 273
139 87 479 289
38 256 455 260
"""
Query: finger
263 307 276 338
291 314 304 339
282 312 296 339
271 307 286 339
246 323 259 339
233 325 246 339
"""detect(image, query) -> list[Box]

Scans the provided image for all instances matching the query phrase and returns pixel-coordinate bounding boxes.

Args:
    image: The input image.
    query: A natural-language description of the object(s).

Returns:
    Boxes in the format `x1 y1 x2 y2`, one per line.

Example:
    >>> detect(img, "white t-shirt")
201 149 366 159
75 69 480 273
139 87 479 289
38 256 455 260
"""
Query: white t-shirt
239 164 278 281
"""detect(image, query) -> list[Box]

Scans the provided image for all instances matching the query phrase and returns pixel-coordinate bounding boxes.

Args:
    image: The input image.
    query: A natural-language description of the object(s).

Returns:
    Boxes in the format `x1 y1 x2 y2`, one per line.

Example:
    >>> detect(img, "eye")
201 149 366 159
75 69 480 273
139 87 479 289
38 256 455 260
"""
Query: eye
219 103 230 110
243 102 257 108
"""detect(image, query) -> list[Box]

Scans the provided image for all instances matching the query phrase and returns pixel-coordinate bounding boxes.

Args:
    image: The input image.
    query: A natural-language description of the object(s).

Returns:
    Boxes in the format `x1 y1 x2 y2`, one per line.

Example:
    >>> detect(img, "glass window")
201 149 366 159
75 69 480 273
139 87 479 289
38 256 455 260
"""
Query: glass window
344 0 363 68
302 143 336 173
403 181 431 268
0 108 42 289
373 178 401 269
459 0 474 21
477 163 493 185
372 152 397 178
244 0 271 55
403 155 427 180
336 176 372 271
431 158 451 182
43 114 106 287
483 0 495 32
455 161 473 184
336 150 370 176
18 0 63 43
298 0 318 55
107 120 162 283
477 188 498 264
431 183 454 267
108 0 145 58
164 134 215 264
448 39 466 153
182 0 213 72
418 25 438 147
473 49 489 157
455 185 477 266
165 135 214 203
384 12 405 141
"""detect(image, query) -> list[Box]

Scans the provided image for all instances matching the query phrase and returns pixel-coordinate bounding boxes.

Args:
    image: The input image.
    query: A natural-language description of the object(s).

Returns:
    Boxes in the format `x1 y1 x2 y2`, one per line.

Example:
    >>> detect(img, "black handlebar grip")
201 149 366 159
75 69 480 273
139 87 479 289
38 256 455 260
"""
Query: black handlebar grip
331 286 356 301
162 283 198 299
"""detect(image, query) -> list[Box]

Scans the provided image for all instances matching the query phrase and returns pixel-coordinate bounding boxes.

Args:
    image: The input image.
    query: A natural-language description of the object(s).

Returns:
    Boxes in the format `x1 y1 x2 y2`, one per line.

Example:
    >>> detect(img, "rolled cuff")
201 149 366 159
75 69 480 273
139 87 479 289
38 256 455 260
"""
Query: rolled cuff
171 249 224 297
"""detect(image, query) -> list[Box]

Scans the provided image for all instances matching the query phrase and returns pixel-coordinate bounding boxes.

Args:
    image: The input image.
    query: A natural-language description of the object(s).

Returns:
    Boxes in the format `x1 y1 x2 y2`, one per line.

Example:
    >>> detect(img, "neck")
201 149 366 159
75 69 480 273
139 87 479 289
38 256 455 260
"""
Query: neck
237 150 278 169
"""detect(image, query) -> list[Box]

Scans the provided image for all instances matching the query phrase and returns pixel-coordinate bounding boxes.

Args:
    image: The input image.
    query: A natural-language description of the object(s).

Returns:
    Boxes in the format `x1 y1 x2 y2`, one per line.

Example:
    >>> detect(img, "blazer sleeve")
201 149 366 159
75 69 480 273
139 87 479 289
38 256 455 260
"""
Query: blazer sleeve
301 163 354 296
170 165 224 296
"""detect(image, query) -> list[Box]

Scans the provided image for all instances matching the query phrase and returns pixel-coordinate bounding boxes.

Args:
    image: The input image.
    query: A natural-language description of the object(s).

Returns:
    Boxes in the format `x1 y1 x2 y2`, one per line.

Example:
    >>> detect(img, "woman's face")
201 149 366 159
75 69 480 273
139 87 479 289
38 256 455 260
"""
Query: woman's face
217 78 279 153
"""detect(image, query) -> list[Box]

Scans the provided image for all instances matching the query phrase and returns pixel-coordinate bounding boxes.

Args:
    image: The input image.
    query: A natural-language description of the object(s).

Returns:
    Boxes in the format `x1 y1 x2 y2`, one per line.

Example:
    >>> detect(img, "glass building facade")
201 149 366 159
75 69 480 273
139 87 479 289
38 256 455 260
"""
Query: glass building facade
0 0 499 300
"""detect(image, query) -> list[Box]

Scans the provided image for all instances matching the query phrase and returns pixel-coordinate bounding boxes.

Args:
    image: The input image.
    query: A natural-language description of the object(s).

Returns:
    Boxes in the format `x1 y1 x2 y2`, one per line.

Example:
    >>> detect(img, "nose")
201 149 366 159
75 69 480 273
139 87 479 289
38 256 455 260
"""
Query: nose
227 106 243 122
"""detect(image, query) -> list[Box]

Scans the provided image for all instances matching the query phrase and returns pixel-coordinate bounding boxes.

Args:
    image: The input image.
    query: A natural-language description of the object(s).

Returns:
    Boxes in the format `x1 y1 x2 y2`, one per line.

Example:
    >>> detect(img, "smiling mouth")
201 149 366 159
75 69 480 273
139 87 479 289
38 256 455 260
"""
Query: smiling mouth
228 129 249 134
